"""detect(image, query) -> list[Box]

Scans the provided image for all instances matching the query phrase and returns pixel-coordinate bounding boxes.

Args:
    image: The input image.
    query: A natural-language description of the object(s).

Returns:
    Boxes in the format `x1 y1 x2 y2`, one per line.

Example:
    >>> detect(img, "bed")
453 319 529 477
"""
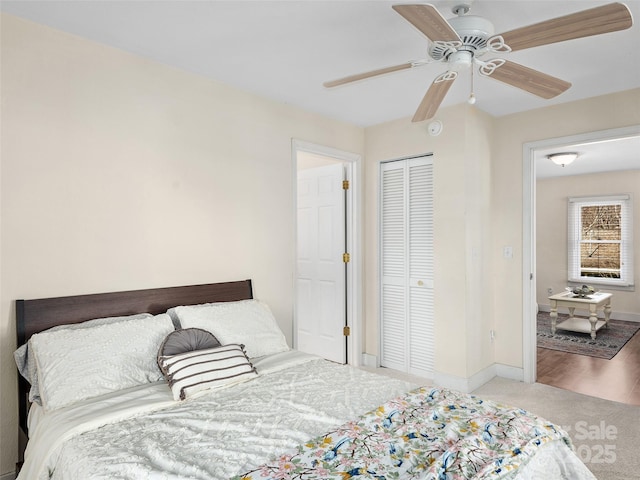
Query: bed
14 279 596 480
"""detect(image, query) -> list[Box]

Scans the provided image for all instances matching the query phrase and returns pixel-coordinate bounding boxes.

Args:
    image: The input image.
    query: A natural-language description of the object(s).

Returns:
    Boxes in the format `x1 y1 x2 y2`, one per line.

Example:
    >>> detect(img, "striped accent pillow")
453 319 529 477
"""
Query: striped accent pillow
159 343 257 400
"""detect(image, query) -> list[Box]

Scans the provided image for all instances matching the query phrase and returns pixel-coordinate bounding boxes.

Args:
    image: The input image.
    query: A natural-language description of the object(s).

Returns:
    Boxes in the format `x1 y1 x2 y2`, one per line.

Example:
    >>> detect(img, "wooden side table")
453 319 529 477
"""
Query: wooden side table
548 291 612 340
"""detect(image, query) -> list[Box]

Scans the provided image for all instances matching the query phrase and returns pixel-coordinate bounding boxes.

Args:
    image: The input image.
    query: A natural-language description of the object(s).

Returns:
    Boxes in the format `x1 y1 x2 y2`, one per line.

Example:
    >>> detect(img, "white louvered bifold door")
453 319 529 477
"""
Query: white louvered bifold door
380 156 434 377
381 164 406 371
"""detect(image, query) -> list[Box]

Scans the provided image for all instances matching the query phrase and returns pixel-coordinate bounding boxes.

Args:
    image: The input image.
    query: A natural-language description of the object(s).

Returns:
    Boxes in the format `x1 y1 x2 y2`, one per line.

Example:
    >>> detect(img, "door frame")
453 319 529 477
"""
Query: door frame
292 139 362 366
522 125 640 383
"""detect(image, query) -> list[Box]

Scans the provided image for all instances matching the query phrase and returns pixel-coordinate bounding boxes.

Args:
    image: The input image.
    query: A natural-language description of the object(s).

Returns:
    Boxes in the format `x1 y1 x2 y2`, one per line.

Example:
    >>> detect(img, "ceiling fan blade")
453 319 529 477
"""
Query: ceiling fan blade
412 72 456 122
482 60 571 99
392 4 460 42
323 63 413 88
497 2 633 52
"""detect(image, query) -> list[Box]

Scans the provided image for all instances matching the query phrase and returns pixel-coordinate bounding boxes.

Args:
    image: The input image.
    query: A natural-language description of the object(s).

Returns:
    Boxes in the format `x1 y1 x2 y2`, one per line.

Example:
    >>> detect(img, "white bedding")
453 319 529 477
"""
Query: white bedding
19 351 595 480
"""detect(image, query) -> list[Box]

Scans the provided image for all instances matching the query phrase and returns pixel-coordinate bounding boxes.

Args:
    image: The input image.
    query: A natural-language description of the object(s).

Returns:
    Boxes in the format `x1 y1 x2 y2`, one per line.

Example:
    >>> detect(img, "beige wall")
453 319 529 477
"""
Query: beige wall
0 14 364 474
362 89 640 380
536 170 640 316
363 105 495 380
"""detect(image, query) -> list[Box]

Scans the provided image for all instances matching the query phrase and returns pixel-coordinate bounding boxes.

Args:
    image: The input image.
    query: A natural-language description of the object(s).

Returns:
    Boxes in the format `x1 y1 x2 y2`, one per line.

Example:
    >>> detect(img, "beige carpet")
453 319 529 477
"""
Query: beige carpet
473 377 640 480
363 367 639 480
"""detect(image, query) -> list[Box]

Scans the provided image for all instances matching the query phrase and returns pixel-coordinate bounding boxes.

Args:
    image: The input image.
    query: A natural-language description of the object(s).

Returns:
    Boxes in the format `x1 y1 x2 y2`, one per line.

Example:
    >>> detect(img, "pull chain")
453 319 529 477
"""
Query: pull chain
468 66 476 105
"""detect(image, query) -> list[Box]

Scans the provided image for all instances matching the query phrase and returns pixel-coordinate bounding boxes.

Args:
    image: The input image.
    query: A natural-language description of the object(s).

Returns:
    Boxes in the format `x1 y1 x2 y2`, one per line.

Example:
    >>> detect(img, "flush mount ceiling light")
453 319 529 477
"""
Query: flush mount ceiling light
548 152 578 167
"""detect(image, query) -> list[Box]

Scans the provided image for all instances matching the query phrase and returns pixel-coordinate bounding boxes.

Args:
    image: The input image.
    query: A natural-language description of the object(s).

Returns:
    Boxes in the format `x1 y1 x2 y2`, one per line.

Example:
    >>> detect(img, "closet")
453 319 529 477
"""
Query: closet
380 155 434 377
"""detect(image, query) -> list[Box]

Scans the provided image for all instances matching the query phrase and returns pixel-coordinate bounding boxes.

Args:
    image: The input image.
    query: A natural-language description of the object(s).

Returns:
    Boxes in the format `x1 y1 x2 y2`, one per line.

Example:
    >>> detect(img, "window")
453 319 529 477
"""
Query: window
568 195 633 287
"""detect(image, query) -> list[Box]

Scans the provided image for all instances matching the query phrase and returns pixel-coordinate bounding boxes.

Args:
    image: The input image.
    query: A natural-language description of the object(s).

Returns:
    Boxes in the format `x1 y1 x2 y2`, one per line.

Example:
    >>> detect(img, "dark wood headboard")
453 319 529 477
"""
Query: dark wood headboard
15 279 253 440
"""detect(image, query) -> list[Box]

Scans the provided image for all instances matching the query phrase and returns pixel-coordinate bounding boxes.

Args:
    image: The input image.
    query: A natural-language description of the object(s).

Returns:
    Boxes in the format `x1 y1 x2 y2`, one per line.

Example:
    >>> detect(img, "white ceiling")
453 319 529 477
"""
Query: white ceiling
535 134 640 179
2 0 639 176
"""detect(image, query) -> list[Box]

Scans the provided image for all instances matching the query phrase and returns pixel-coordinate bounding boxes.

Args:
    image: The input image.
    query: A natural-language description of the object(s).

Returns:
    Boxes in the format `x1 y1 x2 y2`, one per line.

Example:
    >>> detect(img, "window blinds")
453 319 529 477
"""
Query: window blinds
567 194 633 287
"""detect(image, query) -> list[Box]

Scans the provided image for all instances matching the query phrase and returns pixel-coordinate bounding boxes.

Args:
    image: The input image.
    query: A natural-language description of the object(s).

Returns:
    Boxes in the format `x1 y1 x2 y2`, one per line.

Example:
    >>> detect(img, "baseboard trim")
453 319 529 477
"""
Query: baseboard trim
495 363 525 382
434 365 493 393
434 363 525 393
0 471 16 480
362 355 526 393
361 353 378 368
538 303 640 322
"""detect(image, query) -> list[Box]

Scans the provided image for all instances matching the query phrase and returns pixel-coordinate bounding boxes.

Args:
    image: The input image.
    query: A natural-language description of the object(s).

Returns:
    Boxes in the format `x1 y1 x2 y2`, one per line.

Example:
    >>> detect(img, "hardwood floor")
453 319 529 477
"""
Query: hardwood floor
537 328 640 405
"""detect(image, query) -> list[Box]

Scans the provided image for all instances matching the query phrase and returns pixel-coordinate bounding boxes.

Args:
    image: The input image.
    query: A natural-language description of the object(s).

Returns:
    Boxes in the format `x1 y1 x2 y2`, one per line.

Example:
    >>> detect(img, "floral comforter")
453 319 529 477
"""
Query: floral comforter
235 386 570 480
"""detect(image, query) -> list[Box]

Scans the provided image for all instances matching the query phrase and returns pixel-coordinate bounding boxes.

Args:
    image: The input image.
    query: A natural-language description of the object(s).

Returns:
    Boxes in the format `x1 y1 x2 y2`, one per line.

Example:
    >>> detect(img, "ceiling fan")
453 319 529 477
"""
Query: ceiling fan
323 2 633 122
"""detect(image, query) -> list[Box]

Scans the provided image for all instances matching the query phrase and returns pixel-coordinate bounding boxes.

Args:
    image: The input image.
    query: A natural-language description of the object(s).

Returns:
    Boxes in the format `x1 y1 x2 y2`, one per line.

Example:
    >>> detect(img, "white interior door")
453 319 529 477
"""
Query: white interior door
296 163 346 363
380 156 435 377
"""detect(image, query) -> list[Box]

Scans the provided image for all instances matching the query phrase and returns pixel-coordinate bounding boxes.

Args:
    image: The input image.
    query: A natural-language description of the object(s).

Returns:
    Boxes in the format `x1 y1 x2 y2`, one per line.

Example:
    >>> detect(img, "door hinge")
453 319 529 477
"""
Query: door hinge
343 252 350 263
342 180 349 190
343 326 351 336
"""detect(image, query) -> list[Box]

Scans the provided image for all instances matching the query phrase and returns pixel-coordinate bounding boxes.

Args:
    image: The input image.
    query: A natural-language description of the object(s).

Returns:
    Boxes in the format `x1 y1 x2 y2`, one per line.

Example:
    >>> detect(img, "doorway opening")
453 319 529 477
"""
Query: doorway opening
522 126 640 403
292 139 362 366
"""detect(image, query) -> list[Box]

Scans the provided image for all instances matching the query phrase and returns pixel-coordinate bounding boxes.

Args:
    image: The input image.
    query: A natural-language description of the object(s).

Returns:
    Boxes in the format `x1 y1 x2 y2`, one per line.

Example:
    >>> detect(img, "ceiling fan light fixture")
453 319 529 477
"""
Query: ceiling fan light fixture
448 50 474 71
548 152 578 167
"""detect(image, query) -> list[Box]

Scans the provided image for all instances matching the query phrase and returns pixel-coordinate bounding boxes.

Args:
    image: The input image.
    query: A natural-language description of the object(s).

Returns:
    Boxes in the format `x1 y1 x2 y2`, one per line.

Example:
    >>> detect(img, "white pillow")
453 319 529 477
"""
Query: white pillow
170 299 289 358
30 313 175 411
159 343 257 400
14 312 153 405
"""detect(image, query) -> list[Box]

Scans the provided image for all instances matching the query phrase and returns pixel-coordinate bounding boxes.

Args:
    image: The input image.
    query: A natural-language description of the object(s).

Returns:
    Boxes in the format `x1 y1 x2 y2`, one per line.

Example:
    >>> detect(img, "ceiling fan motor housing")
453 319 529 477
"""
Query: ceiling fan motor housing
429 15 495 61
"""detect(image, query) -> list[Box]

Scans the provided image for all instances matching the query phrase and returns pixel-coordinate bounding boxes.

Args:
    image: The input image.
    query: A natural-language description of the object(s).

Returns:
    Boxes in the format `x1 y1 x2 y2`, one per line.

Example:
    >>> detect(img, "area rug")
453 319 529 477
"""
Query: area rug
537 312 640 359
